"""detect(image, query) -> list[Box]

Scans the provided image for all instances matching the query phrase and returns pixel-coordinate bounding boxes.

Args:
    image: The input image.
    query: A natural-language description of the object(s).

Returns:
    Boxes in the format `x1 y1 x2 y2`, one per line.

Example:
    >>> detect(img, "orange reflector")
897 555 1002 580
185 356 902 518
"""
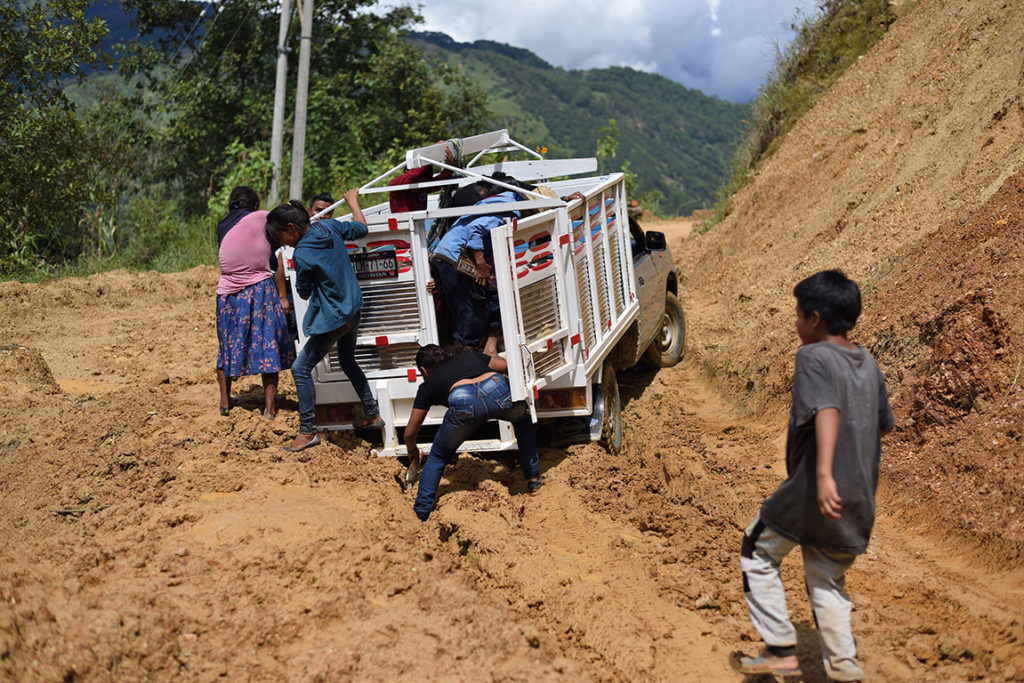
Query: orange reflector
538 387 588 410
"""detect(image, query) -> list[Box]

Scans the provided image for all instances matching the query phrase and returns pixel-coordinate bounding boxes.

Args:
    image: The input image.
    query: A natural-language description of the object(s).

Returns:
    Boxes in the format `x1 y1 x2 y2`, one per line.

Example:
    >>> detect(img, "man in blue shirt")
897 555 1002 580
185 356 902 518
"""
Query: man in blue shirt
431 190 521 354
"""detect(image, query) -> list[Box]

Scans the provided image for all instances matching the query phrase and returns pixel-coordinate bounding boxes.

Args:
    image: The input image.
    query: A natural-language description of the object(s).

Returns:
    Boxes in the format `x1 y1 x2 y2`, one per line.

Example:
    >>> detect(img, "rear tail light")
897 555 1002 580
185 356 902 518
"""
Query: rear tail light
537 387 587 410
316 403 358 425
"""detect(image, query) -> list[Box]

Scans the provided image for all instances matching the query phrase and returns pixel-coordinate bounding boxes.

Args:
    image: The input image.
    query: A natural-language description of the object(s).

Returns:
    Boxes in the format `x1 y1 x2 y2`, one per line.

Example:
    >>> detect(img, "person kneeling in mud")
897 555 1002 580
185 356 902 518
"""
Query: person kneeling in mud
404 344 544 521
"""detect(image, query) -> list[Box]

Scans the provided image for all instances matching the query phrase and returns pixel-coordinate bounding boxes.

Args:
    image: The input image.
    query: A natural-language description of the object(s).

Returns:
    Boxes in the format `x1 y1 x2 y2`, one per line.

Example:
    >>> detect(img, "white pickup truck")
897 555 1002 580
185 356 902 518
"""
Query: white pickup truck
284 130 684 456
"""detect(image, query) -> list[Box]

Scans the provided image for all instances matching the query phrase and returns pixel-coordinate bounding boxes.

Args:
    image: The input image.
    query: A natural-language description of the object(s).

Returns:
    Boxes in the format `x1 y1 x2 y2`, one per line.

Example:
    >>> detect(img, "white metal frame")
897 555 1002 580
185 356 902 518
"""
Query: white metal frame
285 131 638 457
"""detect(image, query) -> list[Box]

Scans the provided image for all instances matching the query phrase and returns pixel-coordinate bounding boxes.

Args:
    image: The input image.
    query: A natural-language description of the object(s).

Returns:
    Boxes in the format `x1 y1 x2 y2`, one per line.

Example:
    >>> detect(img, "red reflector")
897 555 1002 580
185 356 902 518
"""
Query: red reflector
320 403 357 424
546 338 553 351
375 336 389 346
570 334 581 346
513 218 519 232
407 368 417 382
559 234 570 247
606 320 612 329
532 386 539 399
388 218 398 231
287 259 294 268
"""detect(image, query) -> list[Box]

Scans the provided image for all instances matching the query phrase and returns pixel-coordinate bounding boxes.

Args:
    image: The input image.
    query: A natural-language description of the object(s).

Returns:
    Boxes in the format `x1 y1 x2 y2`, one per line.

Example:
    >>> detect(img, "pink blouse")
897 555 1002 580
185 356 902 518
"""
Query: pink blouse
216 210 273 296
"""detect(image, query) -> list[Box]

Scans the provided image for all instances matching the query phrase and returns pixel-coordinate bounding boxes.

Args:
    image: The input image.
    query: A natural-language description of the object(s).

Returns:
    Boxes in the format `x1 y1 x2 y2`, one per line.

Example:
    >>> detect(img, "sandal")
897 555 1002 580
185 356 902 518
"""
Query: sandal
283 434 321 452
353 414 384 430
733 652 802 677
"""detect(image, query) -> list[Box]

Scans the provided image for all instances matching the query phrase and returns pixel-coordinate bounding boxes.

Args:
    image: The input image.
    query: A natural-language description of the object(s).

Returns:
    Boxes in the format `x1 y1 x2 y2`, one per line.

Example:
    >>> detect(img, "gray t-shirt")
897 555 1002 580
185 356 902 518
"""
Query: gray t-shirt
760 342 894 555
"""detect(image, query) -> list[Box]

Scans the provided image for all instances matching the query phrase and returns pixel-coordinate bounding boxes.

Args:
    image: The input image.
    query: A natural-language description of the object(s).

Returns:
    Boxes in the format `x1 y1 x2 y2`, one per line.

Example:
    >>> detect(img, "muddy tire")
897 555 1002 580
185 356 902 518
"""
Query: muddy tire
643 291 685 368
598 362 623 455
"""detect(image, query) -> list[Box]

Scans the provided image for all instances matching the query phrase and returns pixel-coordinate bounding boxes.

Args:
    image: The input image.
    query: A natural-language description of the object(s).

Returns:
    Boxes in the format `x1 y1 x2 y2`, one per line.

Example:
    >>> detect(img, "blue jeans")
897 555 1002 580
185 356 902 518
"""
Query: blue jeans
292 314 378 434
434 260 499 347
414 374 541 521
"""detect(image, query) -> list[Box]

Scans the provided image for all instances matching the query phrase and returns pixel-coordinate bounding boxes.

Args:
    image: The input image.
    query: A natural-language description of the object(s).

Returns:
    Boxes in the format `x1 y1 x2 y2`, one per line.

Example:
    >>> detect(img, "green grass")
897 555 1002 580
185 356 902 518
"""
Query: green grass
3 211 217 283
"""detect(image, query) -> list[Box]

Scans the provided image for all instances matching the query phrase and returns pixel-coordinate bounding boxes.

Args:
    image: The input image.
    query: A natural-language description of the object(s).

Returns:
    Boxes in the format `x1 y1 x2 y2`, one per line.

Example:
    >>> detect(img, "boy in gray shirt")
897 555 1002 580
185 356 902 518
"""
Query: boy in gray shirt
736 270 894 681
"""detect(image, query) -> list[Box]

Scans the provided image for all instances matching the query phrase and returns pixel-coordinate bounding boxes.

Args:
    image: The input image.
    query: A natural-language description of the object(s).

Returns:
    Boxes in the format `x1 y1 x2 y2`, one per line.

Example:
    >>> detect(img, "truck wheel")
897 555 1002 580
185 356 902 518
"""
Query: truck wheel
643 291 686 368
598 362 623 455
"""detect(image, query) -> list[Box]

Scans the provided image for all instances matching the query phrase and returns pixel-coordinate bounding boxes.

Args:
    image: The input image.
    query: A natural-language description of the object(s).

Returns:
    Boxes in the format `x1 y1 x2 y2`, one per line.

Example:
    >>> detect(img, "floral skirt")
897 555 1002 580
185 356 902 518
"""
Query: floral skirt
216 278 295 377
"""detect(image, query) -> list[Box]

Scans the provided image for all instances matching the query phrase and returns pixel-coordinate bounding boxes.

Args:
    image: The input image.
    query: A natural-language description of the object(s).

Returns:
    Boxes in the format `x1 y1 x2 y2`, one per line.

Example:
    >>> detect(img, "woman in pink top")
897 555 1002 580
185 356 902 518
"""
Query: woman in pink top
215 187 294 418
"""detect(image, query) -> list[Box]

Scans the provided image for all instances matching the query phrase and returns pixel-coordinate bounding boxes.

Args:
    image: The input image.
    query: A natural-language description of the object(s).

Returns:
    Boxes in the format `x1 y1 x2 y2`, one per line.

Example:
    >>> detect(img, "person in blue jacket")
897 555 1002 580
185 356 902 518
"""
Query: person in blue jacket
265 188 382 452
431 186 522 355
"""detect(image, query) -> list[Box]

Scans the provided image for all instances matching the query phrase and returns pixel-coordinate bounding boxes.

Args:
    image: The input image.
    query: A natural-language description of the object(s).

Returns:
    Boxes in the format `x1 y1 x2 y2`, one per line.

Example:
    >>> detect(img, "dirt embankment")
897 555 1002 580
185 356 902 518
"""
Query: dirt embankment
677 0 1024 565
1 0 1024 680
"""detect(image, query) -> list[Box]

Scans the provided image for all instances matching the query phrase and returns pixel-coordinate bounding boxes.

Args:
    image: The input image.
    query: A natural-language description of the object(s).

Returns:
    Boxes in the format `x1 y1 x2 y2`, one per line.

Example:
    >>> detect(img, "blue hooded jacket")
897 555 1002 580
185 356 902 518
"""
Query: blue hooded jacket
293 218 369 336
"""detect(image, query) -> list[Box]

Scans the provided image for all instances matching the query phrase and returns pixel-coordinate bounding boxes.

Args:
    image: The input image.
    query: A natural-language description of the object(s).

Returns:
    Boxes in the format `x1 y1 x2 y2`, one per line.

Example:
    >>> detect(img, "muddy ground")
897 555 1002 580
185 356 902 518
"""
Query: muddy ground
0 217 1022 681
3 0 1024 680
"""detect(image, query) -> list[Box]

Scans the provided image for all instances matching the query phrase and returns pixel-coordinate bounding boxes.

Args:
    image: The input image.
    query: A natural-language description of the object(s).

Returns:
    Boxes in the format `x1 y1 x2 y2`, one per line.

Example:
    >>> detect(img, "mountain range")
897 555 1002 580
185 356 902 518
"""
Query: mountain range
409 31 750 215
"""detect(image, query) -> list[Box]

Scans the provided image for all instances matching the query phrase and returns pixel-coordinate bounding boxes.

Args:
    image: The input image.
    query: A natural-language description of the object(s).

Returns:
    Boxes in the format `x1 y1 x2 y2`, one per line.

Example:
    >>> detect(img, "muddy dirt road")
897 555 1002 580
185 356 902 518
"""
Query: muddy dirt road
0 213 1021 681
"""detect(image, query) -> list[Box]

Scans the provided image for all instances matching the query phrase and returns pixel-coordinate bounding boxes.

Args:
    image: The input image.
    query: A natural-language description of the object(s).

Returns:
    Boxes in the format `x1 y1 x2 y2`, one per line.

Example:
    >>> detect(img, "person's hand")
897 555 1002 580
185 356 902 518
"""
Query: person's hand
444 144 454 165
474 262 491 287
279 296 290 315
343 188 359 206
817 475 843 520
562 191 586 203
425 278 436 293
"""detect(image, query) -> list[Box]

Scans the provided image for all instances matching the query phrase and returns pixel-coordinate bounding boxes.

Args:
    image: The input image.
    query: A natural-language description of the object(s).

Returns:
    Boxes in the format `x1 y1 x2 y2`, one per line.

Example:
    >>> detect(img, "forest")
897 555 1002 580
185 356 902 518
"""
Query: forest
1 0 490 279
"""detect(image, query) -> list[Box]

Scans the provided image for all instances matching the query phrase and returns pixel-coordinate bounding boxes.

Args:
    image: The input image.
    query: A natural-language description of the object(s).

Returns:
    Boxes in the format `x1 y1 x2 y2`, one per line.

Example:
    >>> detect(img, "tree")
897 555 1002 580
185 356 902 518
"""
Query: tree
123 0 491 209
0 0 110 269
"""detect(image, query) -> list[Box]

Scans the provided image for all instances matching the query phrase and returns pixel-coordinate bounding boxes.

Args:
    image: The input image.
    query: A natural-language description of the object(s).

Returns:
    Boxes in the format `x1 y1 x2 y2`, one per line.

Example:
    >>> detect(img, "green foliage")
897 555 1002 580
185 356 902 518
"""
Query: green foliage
207 140 276 217
702 0 914 232
122 0 490 210
2 0 492 281
596 118 619 171
412 33 749 216
0 0 111 269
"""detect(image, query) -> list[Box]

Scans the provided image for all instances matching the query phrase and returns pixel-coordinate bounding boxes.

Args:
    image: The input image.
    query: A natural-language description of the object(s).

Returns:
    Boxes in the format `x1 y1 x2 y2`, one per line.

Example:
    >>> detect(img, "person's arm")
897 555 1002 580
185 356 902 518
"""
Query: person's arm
293 255 313 300
274 251 290 314
815 407 842 520
487 355 508 373
345 188 367 225
404 408 428 462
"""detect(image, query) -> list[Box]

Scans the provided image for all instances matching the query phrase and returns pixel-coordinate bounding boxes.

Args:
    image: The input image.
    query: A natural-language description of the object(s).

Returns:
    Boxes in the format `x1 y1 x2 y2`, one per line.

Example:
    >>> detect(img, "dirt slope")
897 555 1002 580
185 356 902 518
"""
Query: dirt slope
677 0 1024 564
2 0 1024 680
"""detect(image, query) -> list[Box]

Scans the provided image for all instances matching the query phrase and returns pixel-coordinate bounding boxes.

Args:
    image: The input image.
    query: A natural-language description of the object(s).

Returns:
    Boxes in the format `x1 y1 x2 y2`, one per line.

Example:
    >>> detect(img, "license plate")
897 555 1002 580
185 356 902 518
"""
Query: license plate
351 251 398 280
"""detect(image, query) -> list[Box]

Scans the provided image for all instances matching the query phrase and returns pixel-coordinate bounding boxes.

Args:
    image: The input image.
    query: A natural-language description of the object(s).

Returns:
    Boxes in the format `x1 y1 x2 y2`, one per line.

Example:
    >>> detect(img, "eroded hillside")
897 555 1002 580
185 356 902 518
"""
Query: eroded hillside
679 0 1024 565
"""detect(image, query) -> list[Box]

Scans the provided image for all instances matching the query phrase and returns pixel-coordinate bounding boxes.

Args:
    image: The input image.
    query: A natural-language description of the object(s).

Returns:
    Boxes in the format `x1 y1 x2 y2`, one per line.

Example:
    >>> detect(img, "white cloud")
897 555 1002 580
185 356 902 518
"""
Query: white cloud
401 0 816 101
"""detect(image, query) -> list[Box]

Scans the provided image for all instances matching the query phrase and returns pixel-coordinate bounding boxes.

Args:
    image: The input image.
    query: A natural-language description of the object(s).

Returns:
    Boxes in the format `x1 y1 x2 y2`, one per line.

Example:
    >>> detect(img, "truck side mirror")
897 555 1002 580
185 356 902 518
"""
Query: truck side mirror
645 231 666 251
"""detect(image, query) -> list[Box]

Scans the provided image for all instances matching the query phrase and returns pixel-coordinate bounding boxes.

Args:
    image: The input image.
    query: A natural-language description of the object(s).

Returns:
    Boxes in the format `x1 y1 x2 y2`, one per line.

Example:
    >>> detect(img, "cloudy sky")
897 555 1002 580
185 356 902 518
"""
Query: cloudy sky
401 0 817 102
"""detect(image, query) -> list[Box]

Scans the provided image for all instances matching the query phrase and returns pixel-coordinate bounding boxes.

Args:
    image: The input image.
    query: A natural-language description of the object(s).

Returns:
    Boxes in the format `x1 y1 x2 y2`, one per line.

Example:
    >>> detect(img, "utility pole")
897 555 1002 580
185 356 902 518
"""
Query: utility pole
269 0 292 203
288 0 313 201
